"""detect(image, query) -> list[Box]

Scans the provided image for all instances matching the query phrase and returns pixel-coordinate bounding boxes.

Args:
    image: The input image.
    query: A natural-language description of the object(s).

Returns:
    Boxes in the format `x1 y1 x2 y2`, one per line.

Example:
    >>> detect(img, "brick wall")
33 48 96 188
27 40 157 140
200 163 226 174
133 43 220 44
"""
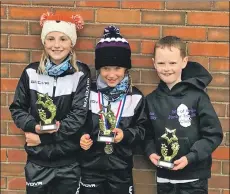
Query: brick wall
1 1 229 193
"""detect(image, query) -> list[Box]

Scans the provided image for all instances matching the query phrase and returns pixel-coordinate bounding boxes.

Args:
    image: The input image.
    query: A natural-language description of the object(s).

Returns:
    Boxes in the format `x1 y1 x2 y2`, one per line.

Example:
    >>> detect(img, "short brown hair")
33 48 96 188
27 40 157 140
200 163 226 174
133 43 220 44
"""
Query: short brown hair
153 36 187 58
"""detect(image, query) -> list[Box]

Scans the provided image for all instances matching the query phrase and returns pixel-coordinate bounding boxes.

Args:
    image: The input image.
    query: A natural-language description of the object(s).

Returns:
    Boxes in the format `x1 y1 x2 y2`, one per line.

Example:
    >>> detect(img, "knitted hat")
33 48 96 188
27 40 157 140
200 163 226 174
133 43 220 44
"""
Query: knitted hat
95 25 131 70
40 11 84 46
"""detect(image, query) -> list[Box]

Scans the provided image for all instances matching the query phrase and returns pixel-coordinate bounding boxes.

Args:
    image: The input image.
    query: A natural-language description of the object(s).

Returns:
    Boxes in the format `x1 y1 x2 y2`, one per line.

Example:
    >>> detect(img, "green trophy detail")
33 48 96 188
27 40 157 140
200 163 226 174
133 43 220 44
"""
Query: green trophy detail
157 127 180 169
36 93 57 130
98 104 116 154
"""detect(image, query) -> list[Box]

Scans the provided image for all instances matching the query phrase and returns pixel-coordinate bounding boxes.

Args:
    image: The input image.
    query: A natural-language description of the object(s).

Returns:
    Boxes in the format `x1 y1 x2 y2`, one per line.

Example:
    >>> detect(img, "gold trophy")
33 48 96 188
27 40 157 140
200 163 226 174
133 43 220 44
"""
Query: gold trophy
36 93 58 131
157 128 180 169
98 104 116 154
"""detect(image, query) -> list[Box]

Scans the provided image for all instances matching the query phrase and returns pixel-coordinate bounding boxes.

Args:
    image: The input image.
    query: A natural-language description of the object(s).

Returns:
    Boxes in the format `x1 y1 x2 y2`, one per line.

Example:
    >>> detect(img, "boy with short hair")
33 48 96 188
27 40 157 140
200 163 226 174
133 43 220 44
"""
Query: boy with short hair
144 36 223 194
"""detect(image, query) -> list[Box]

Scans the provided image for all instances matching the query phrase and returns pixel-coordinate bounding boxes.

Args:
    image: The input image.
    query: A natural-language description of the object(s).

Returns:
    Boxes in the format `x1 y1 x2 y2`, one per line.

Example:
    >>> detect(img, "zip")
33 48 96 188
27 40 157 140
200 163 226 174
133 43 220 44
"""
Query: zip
53 77 57 97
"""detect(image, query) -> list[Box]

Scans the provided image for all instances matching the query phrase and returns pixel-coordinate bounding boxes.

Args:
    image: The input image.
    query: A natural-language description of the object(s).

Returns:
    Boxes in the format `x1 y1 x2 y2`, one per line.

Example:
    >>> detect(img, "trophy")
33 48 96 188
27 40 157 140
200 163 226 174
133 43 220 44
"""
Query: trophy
157 128 180 169
36 93 58 131
98 104 116 154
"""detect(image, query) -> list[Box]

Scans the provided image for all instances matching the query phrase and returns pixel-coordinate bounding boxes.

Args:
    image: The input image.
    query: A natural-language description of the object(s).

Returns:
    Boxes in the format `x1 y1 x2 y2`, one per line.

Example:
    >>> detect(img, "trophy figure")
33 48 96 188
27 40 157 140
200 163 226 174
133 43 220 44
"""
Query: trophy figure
36 93 58 131
98 104 116 154
157 128 180 169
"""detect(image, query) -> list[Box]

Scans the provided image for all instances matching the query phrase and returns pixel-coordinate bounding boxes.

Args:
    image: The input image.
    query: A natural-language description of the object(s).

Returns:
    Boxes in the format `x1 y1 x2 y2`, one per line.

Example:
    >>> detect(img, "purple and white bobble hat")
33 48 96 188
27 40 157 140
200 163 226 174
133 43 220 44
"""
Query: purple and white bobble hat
95 25 131 70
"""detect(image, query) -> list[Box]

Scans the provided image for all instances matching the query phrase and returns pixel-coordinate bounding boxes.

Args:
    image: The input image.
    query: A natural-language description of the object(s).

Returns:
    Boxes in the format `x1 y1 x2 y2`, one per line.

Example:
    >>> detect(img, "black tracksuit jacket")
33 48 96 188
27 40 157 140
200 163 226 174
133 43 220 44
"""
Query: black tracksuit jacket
144 61 223 180
9 61 91 167
81 83 147 171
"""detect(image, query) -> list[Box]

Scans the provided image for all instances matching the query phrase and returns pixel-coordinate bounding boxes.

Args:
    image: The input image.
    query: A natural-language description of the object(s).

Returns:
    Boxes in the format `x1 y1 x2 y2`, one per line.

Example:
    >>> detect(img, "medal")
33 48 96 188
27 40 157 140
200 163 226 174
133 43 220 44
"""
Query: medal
104 144 113 154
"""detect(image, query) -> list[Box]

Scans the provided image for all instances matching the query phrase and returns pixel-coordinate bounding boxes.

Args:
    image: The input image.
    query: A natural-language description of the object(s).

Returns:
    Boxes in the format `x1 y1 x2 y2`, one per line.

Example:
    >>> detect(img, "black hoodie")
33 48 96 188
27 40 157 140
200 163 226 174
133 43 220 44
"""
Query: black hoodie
144 61 223 180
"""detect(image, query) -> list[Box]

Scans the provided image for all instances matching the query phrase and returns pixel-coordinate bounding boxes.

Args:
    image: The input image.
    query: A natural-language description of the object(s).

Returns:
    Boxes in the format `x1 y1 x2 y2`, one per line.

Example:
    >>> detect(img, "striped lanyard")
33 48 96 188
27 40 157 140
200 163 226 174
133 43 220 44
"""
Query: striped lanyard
98 92 126 129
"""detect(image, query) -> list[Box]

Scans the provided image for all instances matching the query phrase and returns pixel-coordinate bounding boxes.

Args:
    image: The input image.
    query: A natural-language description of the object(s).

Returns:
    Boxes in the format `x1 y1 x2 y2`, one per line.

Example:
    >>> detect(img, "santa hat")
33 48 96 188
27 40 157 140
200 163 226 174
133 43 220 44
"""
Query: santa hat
40 11 84 46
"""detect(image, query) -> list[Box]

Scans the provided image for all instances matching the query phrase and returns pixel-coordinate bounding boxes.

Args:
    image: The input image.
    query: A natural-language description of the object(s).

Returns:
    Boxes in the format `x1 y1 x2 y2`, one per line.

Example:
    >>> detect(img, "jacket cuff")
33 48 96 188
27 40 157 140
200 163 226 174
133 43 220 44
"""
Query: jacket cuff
39 134 54 144
120 130 133 145
24 120 37 132
186 152 197 164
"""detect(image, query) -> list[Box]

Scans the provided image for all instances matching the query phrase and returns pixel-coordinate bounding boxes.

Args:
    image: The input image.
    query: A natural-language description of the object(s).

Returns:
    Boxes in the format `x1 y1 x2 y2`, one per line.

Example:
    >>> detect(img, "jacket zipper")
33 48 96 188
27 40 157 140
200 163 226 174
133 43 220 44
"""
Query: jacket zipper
53 77 57 98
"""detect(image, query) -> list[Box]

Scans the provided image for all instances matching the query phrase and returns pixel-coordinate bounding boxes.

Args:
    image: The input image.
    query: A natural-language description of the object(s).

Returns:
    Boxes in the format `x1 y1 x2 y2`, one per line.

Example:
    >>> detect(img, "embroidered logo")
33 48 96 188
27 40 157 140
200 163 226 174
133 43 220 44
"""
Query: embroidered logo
176 104 191 127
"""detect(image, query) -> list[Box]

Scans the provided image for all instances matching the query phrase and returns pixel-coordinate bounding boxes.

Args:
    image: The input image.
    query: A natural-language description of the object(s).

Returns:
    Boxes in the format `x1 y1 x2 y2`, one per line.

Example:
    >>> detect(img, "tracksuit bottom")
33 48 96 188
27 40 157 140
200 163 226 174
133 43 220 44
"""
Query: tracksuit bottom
157 179 208 194
25 161 81 194
79 168 134 194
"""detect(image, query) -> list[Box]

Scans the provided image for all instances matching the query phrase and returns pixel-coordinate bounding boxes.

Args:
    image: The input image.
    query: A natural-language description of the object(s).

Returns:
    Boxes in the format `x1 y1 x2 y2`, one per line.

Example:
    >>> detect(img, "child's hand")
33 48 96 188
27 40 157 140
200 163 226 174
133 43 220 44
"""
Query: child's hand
172 156 188 170
25 132 41 146
113 128 124 143
80 134 93 150
149 153 161 166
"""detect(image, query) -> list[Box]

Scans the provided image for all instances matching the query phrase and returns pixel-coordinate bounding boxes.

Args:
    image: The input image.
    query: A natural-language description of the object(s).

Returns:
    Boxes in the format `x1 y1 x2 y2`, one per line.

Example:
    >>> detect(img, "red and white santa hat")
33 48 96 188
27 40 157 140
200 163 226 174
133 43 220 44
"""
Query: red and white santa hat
40 11 84 46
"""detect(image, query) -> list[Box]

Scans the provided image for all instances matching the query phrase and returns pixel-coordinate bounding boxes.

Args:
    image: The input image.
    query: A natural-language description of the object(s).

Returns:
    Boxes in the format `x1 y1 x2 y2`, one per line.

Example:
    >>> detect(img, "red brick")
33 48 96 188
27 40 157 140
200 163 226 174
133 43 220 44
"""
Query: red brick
142 11 185 25
76 1 119 8
211 160 221 174
212 103 227 117
141 70 159 84
32 1 74 6
135 85 157 96
188 43 229 57
0 191 26 194
77 53 94 67
132 55 153 68
1 21 28 34
129 40 140 53
166 2 211 10
1 0 30 4
8 177 26 190
210 58 229 72
9 7 94 22
208 190 220 194
1 35 8 48
208 88 229 102
187 12 229 27
1 149 7 162
212 147 229 160
1 163 25 176
9 64 27 78
1 136 25 148
8 122 24 135
222 161 229 175
209 175 229 189
208 28 229 42
222 190 230 194
30 22 41 35
142 41 155 54
1 93 7 106
210 73 229 87
8 149 27 162
8 93 15 107
130 70 141 83
1 79 18 92
1 177 6 189
78 24 107 38
219 118 229 133
188 57 209 70
97 9 140 23
213 2 230 11
74 38 95 51
1 50 29 63
163 27 206 41
0 121 7 134
227 104 229 117
10 35 42 49
31 51 42 62
1 64 9 78
1 107 12 120
1 7 6 19
122 2 164 9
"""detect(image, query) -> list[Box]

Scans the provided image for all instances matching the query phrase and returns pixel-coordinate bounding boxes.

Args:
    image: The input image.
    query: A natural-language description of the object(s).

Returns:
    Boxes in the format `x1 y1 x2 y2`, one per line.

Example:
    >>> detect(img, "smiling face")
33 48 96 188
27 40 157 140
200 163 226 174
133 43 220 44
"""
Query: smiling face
100 66 126 87
44 31 72 65
153 46 188 90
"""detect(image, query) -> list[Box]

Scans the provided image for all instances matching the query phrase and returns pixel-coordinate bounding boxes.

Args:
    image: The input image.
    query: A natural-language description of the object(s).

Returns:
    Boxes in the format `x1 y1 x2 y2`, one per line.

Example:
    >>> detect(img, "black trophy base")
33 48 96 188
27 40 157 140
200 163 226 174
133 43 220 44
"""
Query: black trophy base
97 130 115 143
40 123 58 131
157 160 174 170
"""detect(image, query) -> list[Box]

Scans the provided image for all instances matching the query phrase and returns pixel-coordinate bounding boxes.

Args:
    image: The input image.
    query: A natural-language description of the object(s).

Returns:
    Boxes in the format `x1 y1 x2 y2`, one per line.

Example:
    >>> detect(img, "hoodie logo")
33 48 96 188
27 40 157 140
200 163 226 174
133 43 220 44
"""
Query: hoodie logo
176 104 192 127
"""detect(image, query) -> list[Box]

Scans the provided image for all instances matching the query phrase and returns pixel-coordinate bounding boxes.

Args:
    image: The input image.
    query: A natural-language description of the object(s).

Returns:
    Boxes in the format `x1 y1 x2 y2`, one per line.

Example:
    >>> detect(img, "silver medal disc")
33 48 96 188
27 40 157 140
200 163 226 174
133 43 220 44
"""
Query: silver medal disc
104 144 113 154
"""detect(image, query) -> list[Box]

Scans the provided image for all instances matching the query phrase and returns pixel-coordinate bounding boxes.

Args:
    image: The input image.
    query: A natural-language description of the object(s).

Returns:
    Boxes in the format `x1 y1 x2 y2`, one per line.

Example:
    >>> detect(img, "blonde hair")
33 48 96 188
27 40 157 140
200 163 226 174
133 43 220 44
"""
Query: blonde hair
37 49 79 74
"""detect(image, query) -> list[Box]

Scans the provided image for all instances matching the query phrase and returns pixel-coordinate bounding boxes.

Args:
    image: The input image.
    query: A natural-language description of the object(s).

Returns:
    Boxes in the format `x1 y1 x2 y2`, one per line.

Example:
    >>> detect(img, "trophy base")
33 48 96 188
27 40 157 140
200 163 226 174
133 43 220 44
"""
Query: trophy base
40 123 58 131
157 160 174 170
97 131 115 143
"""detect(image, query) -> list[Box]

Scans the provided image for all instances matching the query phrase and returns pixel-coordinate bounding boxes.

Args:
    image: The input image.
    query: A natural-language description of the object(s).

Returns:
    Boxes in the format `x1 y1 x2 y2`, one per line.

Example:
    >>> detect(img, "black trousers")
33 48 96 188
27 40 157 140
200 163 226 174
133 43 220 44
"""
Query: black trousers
79 168 134 194
25 161 81 194
157 179 208 194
